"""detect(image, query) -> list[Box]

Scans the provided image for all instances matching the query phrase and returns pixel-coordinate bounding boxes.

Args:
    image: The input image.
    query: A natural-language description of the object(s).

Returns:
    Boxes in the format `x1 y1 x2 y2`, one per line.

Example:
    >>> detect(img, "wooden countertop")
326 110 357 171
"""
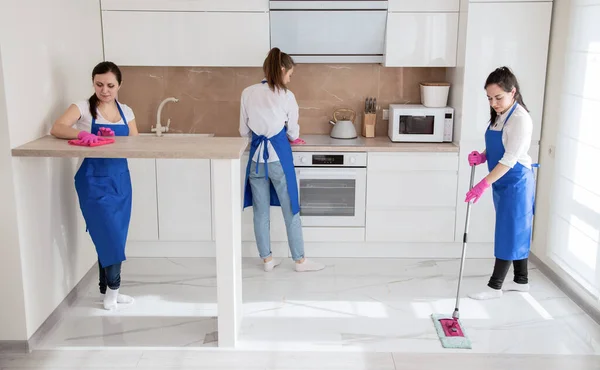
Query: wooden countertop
290 135 459 152
11 135 249 160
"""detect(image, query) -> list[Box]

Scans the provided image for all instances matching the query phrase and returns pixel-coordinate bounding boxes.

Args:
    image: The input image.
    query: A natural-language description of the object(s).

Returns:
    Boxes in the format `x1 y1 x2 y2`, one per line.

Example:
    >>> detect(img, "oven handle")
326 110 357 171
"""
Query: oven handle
296 169 360 178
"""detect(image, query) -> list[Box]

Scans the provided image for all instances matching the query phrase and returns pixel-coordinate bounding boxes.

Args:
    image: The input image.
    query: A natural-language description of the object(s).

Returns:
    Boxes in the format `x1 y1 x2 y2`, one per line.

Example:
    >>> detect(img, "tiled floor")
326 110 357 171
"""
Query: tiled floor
1 350 600 370
31 258 600 355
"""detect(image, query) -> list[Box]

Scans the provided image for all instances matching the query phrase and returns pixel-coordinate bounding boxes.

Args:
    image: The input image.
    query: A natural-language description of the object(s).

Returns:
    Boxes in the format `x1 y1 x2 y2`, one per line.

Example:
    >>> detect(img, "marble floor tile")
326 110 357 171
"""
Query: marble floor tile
31 257 600 356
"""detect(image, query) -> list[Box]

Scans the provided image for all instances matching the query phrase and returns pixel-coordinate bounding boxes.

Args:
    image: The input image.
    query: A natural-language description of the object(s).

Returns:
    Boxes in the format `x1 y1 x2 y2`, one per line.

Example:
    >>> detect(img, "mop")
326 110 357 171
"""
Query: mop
430 165 477 349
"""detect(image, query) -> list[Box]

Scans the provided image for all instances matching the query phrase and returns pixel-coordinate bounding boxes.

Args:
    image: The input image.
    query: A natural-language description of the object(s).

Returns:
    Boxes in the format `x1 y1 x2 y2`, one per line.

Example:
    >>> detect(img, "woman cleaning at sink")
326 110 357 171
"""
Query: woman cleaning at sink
240 47 324 273
50 61 137 310
465 66 535 300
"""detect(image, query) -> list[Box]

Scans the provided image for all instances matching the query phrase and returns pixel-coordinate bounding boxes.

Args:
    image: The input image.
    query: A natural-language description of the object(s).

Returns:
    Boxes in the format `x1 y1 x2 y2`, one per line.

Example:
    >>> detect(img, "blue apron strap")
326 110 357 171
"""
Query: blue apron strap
115 100 128 125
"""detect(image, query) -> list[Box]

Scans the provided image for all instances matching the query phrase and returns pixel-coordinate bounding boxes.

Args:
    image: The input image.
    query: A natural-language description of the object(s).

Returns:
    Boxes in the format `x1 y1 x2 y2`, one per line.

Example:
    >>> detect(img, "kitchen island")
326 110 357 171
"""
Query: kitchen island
12 134 248 348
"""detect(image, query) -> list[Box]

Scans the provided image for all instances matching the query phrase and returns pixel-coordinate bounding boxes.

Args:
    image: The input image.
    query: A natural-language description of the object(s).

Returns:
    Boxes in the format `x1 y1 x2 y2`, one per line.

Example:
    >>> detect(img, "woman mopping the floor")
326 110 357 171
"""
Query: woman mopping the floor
240 47 324 273
465 66 536 300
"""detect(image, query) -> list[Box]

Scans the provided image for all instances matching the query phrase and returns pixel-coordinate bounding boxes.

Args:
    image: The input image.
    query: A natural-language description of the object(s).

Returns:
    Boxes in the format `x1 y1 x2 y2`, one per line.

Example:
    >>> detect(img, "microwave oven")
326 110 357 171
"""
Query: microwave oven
388 104 454 143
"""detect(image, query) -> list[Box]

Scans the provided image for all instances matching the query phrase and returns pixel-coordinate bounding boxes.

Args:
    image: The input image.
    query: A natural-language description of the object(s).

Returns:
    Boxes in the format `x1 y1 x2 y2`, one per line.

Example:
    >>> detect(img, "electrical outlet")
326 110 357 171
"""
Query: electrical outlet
382 109 389 120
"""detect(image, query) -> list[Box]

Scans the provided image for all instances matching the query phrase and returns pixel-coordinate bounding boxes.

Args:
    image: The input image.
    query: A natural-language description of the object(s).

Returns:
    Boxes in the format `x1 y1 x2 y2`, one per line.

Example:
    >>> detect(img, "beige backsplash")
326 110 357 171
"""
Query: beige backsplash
118 65 447 137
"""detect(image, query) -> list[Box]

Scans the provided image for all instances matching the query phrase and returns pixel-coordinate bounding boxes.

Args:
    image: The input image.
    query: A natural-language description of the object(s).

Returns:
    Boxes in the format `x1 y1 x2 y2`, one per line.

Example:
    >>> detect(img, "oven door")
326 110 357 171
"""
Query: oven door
295 167 366 227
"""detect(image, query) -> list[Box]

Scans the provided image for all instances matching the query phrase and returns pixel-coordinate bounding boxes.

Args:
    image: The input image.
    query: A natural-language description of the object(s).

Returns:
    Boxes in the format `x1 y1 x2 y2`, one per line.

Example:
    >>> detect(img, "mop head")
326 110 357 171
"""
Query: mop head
431 314 472 349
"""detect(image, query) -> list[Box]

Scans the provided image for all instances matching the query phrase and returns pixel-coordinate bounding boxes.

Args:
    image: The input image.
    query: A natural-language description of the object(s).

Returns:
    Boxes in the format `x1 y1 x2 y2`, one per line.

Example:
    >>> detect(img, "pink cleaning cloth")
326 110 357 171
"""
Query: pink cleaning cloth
68 138 115 147
290 138 306 145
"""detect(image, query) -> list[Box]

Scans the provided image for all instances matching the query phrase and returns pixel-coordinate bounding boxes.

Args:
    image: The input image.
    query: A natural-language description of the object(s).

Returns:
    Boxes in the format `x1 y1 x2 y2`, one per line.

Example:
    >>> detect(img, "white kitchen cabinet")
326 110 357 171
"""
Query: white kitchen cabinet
156 159 212 241
388 0 460 12
457 2 552 142
384 12 459 67
449 1 552 244
366 152 459 242
101 0 269 11
127 159 159 241
102 11 270 67
367 209 456 242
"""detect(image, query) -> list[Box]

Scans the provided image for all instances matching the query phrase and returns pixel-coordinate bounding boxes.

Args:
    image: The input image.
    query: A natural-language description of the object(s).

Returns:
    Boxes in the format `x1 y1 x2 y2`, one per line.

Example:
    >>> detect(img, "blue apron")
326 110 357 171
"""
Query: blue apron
243 126 300 215
485 103 535 260
74 102 132 267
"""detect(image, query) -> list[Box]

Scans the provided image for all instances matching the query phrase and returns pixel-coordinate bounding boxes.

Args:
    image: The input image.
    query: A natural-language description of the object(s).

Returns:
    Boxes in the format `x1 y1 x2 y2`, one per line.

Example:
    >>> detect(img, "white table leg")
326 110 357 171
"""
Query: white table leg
212 158 242 347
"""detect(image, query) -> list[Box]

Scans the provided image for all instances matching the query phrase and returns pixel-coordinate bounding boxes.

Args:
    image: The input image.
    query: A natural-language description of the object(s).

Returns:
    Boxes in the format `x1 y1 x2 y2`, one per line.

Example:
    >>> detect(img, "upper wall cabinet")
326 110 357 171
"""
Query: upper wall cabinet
384 12 459 67
100 0 269 11
102 11 270 67
388 0 460 12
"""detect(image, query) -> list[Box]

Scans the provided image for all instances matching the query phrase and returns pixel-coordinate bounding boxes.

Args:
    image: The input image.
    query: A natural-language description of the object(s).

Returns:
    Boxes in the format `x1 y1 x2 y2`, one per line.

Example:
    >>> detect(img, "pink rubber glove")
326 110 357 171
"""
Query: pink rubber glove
290 138 306 145
98 127 115 137
468 151 486 166
77 131 101 145
465 178 490 204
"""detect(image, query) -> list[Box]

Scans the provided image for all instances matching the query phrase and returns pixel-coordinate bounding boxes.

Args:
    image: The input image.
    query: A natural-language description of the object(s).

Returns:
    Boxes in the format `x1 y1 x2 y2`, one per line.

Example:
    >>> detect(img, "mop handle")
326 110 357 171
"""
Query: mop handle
453 165 477 318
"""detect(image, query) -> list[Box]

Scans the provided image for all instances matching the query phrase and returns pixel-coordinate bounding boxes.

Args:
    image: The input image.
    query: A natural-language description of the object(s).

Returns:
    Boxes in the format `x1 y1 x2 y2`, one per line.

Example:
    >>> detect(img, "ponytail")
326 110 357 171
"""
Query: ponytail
89 94 99 120
484 66 528 124
263 47 295 92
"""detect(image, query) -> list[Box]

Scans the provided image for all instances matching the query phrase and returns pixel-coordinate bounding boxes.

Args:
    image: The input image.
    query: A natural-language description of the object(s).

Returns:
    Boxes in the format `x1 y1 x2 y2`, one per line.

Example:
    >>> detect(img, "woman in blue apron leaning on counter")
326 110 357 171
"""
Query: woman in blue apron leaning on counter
240 47 324 273
50 61 138 310
465 66 536 300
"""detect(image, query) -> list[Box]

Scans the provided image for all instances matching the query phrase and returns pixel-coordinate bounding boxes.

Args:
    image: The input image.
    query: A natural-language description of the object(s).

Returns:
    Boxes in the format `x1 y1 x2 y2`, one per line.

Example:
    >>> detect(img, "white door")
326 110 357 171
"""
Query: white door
156 159 212 241
127 159 159 241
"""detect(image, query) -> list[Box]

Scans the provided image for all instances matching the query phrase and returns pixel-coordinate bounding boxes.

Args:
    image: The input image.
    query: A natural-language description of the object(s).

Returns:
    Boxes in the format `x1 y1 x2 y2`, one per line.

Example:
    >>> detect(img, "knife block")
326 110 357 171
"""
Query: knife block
362 112 376 138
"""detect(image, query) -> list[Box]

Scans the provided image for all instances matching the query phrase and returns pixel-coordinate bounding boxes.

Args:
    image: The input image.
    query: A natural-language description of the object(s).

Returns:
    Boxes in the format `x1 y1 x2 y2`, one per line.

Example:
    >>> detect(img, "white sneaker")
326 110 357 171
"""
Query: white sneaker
295 258 325 272
263 258 282 272
503 281 530 292
468 286 503 300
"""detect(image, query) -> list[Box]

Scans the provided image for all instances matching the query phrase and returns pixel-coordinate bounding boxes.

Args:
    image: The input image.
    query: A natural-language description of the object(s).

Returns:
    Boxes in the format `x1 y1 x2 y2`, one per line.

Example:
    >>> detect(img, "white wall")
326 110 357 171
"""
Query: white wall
0 0 104 339
533 0 600 308
0 46 28 341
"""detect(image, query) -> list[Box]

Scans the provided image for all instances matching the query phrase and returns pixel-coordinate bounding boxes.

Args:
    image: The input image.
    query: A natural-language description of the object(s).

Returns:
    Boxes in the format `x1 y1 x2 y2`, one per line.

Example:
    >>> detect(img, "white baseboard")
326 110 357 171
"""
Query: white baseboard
127 241 494 259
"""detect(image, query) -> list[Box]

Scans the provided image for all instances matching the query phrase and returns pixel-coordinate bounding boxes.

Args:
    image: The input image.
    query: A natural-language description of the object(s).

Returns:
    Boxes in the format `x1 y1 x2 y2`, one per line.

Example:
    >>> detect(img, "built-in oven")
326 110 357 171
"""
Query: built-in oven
293 152 367 227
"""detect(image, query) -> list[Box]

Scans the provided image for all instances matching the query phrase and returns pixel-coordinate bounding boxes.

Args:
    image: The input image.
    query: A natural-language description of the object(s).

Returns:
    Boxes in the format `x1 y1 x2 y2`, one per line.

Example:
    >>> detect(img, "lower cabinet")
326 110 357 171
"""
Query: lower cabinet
128 158 212 242
366 152 459 242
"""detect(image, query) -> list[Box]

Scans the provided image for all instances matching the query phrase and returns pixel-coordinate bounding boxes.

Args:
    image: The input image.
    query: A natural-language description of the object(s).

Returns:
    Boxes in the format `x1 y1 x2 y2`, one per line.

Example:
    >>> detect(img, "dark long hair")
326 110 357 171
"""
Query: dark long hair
89 61 122 119
263 47 295 92
484 66 528 124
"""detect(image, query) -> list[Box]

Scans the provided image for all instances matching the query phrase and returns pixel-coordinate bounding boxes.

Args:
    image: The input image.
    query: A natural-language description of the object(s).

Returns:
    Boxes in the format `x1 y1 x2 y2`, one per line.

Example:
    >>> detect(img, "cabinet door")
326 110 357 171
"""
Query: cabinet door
156 159 212 241
366 153 458 242
102 11 270 66
459 2 552 142
127 159 158 241
388 0 460 12
367 209 456 242
101 0 268 11
384 12 458 67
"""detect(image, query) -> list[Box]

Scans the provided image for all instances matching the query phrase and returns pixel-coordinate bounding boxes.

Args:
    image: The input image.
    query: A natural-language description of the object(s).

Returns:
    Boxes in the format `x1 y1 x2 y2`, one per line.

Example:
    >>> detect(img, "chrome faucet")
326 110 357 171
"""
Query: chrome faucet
152 97 179 137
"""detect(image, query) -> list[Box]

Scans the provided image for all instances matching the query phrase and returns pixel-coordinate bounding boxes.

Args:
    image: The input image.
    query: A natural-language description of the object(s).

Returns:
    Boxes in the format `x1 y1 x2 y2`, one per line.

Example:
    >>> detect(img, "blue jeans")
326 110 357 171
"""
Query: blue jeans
98 260 121 294
249 160 304 261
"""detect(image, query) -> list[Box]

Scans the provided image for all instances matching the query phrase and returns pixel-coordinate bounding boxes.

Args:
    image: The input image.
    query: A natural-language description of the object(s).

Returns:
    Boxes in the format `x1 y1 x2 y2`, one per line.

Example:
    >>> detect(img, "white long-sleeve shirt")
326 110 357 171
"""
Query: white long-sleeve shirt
239 80 300 163
489 102 533 169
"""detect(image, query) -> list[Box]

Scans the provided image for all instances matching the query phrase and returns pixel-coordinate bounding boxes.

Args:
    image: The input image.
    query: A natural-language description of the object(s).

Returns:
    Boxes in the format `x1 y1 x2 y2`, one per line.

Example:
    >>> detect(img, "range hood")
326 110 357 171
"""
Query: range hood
269 1 389 63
